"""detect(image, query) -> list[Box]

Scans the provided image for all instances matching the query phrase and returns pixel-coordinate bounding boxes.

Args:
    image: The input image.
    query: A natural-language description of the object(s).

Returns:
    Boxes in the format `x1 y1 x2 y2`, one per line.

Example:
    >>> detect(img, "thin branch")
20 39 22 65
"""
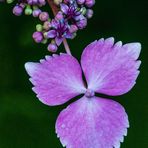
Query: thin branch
63 39 72 55
47 0 59 15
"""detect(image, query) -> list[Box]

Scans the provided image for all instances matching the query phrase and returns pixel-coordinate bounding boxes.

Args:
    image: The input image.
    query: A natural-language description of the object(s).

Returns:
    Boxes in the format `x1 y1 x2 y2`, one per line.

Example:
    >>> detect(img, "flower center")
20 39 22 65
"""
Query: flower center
56 21 68 37
85 89 95 98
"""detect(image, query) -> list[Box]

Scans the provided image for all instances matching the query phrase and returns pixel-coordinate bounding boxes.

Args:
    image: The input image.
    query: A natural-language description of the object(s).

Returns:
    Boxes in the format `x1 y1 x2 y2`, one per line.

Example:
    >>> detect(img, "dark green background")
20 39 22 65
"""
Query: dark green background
0 0 147 147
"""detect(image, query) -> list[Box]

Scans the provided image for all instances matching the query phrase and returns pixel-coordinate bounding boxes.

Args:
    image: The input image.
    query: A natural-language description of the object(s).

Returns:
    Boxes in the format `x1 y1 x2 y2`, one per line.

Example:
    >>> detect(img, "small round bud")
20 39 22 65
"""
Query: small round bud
76 17 87 29
20 3 25 8
25 6 32 15
41 39 48 44
69 25 78 33
32 31 43 43
47 43 58 52
86 9 93 19
73 32 77 38
81 7 87 15
27 0 34 5
39 12 49 21
36 24 43 32
13 5 23 16
32 0 38 5
32 9 41 17
77 0 85 5
6 0 14 4
55 11 63 20
85 0 95 8
38 0 46 6
43 21 51 30
43 32 48 38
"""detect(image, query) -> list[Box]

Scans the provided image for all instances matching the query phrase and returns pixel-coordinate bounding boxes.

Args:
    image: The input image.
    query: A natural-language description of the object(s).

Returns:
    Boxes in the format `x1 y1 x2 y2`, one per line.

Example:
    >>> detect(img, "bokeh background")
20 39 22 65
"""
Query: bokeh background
0 0 148 147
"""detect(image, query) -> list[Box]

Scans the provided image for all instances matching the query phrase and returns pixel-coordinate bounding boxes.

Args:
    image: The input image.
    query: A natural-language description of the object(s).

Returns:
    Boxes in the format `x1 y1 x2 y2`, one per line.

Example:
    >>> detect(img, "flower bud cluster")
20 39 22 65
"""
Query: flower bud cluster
7 0 95 52
32 0 95 52
7 0 46 16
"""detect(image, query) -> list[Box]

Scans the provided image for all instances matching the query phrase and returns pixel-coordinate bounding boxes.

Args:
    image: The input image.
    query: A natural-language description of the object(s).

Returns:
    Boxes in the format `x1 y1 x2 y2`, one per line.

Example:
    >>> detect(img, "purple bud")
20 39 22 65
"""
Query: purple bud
76 17 87 29
86 9 93 19
32 0 38 5
43 21 51 30
69 25 78 33
13 5 23 16
20 3 25 8
47 43 58 52
32 9 41 17
38 0 46 5
32 31 43 43
85 0 95 7
27 0 33 5
56 11 63 20
39 12 49 21
77 0 85 5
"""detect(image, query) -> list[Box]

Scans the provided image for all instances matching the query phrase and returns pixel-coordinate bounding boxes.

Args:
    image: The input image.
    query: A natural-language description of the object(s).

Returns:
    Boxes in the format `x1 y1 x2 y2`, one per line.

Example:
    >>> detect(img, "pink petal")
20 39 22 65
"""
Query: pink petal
60 3 69 14
47 30 57 38
55 37 63 46
25 54 86 106
81 37 141 96
56 96 129 148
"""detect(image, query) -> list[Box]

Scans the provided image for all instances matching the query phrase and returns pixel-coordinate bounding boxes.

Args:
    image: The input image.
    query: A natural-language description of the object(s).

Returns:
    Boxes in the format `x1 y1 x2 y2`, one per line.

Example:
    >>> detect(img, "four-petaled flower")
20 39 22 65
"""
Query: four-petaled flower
61 3 80 19
60 3 87 29
47 19 74 46
25 37 141 148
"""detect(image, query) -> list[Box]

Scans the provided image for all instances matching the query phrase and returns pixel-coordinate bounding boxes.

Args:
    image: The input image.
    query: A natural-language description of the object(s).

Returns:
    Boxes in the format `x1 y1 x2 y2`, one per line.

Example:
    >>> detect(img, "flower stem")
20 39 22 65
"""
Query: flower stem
47 0 58 16
47 0 72 55
63 39 72 55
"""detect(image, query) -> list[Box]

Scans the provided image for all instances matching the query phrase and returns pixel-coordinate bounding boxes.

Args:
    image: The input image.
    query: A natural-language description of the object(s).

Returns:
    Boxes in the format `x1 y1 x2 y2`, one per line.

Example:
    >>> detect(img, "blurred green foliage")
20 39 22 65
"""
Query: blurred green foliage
0 0 148 147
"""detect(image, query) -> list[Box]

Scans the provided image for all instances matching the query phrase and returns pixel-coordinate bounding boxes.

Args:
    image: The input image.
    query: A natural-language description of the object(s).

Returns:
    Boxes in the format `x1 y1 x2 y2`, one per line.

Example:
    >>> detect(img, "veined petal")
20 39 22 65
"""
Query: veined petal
65 32 74 39
25 54 86 106
60 3 69 14
55 37 63 46
56 96 129 148
81 37 141 96
47 30 57 38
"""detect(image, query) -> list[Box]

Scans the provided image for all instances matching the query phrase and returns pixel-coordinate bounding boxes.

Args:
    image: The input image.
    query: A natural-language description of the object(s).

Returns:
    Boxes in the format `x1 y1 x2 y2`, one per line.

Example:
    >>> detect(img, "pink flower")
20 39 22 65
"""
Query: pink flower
25 37 141 148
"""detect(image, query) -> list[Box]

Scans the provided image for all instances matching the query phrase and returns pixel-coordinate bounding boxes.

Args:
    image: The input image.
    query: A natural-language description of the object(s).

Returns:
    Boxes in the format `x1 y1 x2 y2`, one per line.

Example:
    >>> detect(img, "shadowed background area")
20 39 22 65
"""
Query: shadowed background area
0 0 148 147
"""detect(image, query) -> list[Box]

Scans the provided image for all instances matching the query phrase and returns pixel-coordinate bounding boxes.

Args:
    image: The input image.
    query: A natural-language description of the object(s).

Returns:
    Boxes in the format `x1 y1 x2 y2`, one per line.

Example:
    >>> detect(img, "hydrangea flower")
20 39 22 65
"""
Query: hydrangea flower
25 37 141 148
46 19 74 46
60 3 87 29
60 3 81 19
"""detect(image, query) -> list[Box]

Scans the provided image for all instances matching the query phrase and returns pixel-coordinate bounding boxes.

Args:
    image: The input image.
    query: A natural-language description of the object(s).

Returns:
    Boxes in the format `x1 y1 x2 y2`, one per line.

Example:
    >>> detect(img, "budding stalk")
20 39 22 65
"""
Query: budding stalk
8 0 95 54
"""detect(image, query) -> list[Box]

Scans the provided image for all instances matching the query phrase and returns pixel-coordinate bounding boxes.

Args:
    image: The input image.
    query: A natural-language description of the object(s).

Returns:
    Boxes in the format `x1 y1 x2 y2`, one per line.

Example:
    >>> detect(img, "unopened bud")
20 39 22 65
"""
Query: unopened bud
47 43 58 52
36 24 43 32
25 6 32 15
